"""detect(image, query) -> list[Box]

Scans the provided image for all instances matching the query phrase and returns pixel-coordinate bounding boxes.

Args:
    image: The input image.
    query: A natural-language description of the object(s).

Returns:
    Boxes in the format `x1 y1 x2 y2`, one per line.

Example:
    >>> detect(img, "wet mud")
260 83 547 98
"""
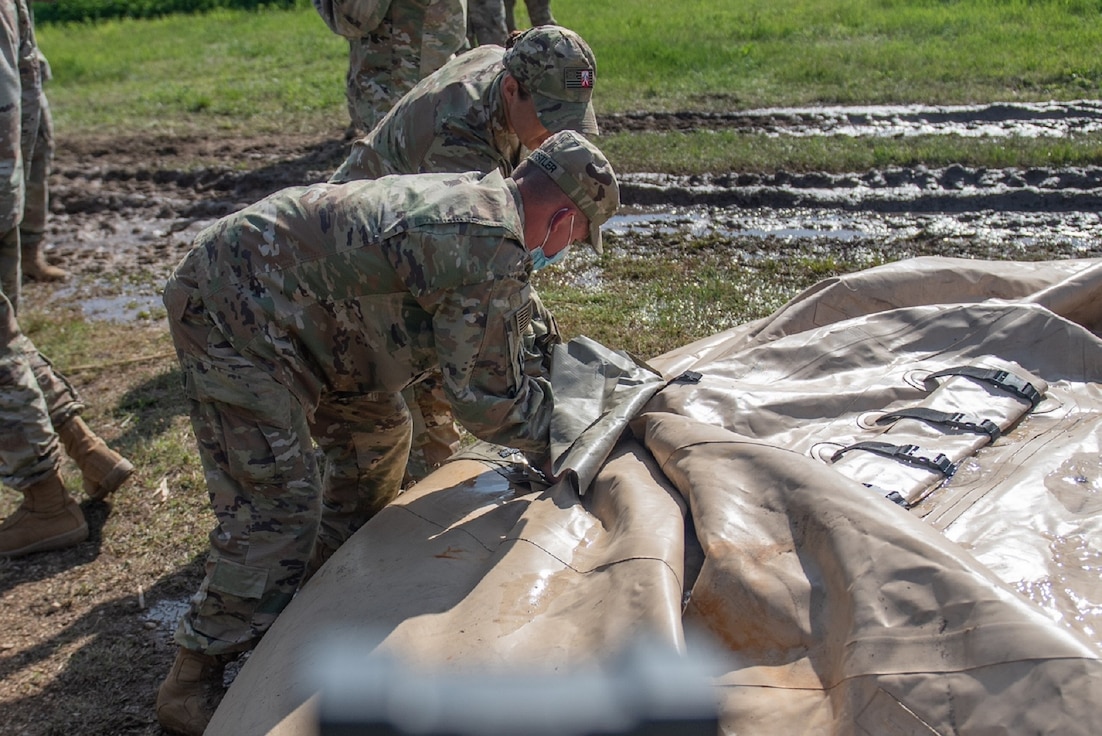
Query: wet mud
30 101 1102 321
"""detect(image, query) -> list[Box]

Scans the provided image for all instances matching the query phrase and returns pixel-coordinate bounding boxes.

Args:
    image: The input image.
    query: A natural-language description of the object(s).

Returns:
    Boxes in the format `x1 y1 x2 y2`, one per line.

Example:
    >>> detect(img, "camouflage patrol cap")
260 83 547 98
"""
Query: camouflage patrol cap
527 130 619 254
503 25 600 137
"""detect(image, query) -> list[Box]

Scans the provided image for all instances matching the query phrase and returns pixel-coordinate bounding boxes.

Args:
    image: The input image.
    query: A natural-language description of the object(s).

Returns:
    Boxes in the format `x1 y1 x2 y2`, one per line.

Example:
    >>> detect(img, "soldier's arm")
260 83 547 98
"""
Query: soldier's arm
430 272 554 464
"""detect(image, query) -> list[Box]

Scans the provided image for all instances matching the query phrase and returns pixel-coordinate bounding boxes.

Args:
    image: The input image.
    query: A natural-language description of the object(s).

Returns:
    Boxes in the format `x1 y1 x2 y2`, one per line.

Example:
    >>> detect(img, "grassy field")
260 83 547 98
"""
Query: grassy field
34 0 1102 172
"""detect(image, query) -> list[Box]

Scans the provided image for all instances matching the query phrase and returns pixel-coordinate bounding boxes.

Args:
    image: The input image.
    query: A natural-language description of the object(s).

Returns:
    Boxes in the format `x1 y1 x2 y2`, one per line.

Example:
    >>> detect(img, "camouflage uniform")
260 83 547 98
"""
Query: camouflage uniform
329 26 597 481
313 0 469 133
0 0 76 492
0 0 40 310
331 25 598 184
503 0 555 32
164 171 556 655
466 0 508 48
19 49 51 262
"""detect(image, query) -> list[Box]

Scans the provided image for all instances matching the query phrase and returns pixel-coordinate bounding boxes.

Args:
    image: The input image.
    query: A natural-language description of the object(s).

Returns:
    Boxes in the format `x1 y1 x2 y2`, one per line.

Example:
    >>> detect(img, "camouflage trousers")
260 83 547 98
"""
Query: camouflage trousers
346 0 467 131
503 0 555 32
0 283 83 492
167 284 411 655
466 0 507 47
401 371 461 484
19 92 51 250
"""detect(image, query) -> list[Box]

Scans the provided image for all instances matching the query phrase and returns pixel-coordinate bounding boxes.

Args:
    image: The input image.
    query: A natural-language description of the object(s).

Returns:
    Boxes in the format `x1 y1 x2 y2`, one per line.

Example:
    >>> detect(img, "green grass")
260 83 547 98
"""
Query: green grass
37 5 347 135
532 232 885 359
35 0 1102 138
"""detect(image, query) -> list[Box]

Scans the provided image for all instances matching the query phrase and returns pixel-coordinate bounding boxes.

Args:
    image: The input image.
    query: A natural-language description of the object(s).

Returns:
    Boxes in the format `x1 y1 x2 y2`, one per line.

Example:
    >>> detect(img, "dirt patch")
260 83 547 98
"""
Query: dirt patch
5 105 1102 734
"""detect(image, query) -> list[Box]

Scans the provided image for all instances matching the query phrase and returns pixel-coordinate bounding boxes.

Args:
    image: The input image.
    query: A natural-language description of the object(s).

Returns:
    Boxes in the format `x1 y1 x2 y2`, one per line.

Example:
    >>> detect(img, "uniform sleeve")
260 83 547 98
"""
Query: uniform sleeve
427 259 553 462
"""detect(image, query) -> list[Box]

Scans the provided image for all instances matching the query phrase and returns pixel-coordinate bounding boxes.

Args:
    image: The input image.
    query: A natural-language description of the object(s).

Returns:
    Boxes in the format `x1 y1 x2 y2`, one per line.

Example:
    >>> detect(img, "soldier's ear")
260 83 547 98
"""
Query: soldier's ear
502 73 519 100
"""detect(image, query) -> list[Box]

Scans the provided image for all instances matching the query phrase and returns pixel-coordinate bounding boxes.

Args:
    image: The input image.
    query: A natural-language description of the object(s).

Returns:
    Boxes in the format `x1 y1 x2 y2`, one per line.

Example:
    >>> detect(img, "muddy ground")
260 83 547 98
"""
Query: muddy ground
3 102 1102 735
32 100 1102 321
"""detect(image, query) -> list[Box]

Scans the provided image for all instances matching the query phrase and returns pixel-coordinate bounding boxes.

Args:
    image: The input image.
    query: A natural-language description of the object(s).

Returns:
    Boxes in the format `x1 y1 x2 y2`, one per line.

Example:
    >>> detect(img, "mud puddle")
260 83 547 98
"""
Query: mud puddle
602 100 1102 137
33 203 1102 324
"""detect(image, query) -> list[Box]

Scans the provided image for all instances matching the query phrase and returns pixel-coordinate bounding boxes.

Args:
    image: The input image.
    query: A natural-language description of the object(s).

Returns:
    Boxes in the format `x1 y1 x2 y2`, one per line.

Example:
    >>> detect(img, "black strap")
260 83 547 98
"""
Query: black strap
927 366 1042 407
672 370 703 384
831 441 955 477
876 407 1001 440
862 483 910 508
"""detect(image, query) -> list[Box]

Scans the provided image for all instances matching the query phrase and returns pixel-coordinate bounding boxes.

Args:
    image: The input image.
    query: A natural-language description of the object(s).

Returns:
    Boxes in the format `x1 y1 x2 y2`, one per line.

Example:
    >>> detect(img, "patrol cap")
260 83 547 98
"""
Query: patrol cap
503 25 599 137
527 130 619 254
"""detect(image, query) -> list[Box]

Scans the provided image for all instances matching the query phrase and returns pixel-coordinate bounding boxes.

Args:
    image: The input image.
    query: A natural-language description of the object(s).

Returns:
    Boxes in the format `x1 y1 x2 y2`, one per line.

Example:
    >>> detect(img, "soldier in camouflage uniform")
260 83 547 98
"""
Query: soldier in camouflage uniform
313 0 469 134
155 130 619 736
504 0 556 33
0 0 134 559
332 24 598 182
330 24 599 483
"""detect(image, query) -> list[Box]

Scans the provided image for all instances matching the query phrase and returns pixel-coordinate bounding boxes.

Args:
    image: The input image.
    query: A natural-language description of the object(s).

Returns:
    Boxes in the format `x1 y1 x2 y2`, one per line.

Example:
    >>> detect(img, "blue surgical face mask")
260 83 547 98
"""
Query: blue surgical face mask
530 244 570 270
529 211 574 271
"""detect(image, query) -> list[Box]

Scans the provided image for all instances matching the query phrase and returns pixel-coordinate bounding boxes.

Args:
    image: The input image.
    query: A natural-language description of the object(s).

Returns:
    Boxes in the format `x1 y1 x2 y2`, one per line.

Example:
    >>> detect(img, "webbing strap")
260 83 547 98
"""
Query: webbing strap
862 483 910 507
927 366 1042 407
876 407 1001 440
831 441 955 477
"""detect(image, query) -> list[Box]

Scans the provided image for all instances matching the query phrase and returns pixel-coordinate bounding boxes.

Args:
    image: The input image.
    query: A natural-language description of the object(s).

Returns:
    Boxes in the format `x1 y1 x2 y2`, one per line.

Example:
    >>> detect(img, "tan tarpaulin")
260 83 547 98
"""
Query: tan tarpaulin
208 256 1102 735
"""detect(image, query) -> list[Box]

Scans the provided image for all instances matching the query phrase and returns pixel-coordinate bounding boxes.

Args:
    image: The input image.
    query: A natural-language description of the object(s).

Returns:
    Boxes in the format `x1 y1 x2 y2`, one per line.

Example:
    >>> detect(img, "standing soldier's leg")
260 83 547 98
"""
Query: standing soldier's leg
503 0 517 32
0 229 21 313
523 0 555 26
467 0 508 47
420 0 468 76
0 290 86 557
307 390 411 575
28 348 133 500
20 92 66 282
156 328 321 736
345 0 431 133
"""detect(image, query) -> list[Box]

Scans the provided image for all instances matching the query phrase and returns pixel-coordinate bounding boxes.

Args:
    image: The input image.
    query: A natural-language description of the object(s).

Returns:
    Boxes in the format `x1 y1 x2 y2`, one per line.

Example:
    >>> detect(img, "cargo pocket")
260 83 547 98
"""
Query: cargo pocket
817 359 1047 507
191 556 270 644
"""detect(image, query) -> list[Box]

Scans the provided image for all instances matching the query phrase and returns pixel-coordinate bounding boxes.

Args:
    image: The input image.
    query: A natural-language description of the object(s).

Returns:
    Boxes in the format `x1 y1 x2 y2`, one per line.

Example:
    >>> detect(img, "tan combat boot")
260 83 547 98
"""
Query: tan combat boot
156 647 231 736
21 240 69 282
0 471 88 557
57 416 135 501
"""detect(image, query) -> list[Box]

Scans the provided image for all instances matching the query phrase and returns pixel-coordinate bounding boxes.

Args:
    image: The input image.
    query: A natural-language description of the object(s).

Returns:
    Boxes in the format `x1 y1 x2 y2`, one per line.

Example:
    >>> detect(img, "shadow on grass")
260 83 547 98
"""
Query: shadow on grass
114 366 189 449
0 551 207 735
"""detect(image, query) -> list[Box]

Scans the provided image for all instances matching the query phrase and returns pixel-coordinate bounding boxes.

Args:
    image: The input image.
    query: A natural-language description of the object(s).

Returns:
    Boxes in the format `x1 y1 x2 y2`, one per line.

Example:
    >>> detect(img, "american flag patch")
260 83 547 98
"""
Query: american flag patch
514 302 532 334
564 68 595 89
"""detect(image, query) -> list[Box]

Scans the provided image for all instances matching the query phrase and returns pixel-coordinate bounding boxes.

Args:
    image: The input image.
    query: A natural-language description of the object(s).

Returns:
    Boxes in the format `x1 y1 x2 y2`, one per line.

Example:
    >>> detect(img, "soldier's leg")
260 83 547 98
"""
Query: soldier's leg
523 0 555 26
0 291 55 487
403 370 462 484
24 317 133 500
0 290 86 557
172 347 320 656
467 0 508 47
20 93 66 283
503 0 517 32
345 0 432 133
420 0 468 75
0 228 21 313
308 390 411 574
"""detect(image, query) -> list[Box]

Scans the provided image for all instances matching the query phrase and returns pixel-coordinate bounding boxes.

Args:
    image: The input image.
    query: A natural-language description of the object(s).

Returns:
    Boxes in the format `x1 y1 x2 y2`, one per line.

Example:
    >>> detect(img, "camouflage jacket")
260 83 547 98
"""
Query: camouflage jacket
330 45 523 183
0 0 41 233
167 170 553 458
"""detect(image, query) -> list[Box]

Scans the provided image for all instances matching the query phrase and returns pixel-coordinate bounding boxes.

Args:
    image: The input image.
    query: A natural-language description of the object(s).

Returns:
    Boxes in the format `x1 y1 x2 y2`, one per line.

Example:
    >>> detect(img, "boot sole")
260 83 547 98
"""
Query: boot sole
0 522 89 558
86 460 136 502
